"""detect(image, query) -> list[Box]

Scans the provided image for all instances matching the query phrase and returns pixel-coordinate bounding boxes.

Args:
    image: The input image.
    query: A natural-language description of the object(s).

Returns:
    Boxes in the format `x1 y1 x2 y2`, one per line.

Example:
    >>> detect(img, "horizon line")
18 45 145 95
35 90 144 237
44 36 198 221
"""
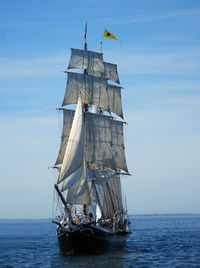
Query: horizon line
1 213 200 221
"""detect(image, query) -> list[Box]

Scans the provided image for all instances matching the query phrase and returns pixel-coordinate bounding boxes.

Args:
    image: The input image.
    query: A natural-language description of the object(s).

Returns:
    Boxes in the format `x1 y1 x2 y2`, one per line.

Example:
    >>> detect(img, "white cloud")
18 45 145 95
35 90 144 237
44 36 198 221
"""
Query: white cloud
124 81 200 98
1 46 200 78
0 52 69 77
96 8 200 25
103 47 200 76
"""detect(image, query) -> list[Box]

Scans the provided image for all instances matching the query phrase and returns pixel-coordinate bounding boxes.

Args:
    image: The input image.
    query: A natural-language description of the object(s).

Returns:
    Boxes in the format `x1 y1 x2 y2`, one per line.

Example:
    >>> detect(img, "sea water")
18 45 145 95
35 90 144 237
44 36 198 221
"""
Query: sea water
0 215 199 267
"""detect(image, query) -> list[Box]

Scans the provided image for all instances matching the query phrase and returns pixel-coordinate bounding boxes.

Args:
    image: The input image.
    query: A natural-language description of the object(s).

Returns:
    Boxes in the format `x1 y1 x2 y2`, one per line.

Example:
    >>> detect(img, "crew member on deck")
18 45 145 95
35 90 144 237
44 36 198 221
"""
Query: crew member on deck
84 103 88 112
89 212 94 222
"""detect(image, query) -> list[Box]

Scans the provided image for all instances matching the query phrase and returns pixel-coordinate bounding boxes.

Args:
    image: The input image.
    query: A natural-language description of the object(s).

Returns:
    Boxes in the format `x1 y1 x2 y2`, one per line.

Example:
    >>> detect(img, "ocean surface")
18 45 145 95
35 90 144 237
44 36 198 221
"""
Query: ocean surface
0 214 199 268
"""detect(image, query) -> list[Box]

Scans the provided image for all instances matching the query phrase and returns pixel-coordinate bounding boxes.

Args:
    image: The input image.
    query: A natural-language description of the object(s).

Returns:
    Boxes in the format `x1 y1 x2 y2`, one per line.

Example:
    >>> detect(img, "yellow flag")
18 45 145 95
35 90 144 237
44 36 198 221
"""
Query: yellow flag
104 29 122 44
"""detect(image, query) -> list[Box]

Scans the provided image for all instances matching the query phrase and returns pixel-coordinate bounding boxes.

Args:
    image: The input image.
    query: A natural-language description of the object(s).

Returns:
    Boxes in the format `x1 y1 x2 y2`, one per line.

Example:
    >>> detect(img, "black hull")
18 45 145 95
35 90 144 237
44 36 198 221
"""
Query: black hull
57 224 129 254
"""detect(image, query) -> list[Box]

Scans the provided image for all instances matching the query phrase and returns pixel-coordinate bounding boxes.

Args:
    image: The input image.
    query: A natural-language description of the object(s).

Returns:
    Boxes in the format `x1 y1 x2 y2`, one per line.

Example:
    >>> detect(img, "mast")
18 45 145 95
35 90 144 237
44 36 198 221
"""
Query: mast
93 181 103 216
84 21 87 51
83 21 88 214
84 21 88 76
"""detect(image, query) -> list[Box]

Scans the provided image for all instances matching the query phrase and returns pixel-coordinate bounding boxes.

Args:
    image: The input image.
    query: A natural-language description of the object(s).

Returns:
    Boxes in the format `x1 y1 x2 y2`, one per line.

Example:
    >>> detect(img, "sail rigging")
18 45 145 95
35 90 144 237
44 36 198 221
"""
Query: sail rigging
68 48 104 73
58 97 85 184
87 62 120 84
54 38 130 233
93 175 123 219
62 72 123 118
52 28 131 255
61 165 83 191
66 156 90 205
55 109 128 173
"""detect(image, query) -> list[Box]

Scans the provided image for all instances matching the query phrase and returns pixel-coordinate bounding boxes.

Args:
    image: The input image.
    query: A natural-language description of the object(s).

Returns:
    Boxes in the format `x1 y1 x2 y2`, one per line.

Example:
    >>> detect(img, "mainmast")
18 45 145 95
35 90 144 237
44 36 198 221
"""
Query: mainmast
84 21 88 76
83 21 88 214
84 21 87 51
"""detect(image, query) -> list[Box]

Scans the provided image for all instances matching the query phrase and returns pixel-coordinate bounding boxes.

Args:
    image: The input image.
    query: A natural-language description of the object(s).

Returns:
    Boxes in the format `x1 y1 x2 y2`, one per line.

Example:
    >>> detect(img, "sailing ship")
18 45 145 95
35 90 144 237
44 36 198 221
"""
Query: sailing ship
52 29 131 254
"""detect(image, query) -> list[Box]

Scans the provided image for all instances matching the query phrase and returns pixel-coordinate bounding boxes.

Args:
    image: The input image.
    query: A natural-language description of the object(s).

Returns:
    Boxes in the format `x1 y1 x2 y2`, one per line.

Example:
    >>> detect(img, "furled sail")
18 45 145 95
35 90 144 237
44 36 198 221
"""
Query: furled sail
58 97 85 184
66 156 90 205
56 109 128 173
62 72 123 118
68 48 104 73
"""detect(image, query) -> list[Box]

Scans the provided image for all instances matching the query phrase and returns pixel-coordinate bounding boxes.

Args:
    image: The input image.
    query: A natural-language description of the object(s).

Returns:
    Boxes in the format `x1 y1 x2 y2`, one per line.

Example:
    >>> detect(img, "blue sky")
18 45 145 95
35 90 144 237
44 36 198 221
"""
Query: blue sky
0 0 200 218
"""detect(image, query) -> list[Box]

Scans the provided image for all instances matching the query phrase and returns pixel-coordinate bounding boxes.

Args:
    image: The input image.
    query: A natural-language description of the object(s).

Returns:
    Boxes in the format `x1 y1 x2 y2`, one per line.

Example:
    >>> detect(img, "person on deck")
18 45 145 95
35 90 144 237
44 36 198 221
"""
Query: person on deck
99 107 103 114
89 212 94 222
84 103 88 112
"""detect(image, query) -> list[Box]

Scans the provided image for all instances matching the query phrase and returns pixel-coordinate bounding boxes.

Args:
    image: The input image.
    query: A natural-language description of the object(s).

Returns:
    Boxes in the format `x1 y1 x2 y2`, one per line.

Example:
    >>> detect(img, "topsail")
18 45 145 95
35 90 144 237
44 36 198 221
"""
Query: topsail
62 72 123 118
68 49 120 85
87 62 120 84
68 48 104 73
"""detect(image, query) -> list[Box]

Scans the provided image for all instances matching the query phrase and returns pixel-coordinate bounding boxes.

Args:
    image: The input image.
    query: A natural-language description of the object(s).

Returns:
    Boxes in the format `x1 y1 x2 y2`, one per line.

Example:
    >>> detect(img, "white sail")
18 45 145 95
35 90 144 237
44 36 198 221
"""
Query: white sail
94 175 123 219
67 182 90 205
66 156 90 205
58 97 85 184
56 110 128 173
62 72 123 118
55 109 74 165
94 183 113 219
107 84 123 118
55 109 76 166
85 112 128 172
87 62 120 84
62 72 108 107
61 165 83 192
68 48 104 73
108 176 123 212
104 62 120 84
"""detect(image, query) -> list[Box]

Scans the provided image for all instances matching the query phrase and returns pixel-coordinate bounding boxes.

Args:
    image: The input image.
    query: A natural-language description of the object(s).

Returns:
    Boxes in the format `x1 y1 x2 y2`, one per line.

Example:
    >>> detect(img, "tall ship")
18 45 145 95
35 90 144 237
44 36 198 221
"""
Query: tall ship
52 28 131 254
